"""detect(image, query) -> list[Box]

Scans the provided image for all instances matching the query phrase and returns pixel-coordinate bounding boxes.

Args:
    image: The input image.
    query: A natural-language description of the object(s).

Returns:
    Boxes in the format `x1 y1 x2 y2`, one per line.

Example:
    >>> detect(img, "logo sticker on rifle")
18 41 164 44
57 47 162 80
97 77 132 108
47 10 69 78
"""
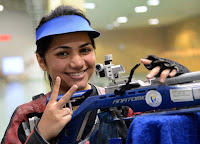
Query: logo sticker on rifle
145 90 162 107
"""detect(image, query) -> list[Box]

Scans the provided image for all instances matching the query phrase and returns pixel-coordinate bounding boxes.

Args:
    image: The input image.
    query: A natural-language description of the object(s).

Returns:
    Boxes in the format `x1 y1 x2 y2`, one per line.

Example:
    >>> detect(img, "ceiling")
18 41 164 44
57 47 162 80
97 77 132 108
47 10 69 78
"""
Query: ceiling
85 0 200 30
1 0 200 31
0 0 47 27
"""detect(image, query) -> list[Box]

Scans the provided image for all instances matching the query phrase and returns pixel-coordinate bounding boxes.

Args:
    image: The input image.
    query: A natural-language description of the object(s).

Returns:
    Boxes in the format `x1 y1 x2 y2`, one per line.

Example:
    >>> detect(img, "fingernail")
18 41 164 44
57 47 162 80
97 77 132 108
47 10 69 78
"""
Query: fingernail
147 74 151 79
74 85 78 89
56 76 59 82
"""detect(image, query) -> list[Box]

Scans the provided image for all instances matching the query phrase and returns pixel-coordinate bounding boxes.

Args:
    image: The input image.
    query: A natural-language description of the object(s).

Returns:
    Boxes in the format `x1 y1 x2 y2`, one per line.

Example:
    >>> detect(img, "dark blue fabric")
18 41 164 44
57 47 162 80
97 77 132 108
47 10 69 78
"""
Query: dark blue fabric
126 113 200 144
90 111 119 144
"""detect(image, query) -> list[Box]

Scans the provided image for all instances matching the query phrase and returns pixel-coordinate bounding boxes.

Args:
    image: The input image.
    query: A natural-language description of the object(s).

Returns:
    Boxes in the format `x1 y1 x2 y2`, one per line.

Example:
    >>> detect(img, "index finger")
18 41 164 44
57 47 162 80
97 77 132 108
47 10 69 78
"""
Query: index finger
48 76 61 103
57 85 78 108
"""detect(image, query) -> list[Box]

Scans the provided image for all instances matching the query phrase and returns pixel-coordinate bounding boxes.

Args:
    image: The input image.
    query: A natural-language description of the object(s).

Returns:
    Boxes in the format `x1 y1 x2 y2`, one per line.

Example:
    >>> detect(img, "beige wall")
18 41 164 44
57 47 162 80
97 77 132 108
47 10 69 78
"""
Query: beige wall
163 15 200 72
95 15 200 75
95 27 166 74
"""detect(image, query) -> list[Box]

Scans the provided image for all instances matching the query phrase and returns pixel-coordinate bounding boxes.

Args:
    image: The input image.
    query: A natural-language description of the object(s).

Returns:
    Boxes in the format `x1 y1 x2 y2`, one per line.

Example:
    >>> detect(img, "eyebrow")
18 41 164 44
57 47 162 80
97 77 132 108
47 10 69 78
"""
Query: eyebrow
80 42 92 48
54 42 92 50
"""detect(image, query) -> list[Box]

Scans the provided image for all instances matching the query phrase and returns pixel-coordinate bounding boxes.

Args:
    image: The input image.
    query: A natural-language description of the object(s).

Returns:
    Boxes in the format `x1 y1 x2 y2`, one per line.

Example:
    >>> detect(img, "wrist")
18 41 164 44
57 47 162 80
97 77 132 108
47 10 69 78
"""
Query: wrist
37 121 52 142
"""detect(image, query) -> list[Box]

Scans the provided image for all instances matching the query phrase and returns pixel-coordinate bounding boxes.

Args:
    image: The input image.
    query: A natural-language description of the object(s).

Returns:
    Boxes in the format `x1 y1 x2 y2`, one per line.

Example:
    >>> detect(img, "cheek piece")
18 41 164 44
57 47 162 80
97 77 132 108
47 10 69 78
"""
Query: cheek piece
36 15 100 43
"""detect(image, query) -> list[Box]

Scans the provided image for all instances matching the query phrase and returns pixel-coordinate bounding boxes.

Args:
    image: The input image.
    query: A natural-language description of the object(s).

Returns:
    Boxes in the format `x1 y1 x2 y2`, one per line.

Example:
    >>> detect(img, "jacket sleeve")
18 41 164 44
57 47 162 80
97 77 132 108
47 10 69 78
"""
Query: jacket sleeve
1 107 49 144
25 126 49 144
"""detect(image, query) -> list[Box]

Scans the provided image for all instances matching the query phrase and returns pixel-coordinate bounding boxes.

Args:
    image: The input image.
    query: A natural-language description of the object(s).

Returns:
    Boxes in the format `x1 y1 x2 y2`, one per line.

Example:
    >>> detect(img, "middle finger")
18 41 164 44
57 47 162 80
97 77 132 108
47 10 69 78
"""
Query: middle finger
57 85 78 109
147 66 161 79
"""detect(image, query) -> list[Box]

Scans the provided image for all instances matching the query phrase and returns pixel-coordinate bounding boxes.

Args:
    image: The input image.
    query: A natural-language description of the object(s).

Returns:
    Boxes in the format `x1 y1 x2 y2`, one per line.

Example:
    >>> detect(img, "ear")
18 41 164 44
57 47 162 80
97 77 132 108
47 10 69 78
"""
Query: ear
36 53 47 71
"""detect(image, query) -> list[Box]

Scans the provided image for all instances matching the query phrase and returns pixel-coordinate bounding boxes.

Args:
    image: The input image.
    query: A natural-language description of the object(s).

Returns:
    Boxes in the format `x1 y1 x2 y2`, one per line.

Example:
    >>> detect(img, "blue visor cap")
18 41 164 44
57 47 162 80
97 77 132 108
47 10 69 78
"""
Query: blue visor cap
36 15 100 43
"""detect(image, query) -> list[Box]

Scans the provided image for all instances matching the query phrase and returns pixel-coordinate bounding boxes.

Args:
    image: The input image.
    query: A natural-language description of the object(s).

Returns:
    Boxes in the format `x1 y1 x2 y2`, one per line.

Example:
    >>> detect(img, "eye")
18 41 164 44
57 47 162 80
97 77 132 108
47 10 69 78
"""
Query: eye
80 48 92 53
56 51 69 57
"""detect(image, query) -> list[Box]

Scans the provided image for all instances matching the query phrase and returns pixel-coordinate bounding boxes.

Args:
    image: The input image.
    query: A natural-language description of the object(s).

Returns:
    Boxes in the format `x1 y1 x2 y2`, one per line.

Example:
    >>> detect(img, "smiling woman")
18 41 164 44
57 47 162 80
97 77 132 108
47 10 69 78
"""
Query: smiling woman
37 32 96 94
1 5 190 144
35 10 99 89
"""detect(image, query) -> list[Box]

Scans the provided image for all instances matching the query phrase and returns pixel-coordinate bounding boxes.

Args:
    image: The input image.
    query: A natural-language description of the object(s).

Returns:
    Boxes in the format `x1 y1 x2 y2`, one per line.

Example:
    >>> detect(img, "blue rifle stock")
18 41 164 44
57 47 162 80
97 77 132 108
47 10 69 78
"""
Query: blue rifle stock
49 54 200 143
55 71 200 144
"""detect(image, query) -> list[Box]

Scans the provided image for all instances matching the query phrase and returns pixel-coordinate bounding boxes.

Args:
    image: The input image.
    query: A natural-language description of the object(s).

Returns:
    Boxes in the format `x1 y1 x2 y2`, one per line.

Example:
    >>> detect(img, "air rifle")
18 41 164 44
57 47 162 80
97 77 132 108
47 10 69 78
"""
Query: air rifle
49 54 200 144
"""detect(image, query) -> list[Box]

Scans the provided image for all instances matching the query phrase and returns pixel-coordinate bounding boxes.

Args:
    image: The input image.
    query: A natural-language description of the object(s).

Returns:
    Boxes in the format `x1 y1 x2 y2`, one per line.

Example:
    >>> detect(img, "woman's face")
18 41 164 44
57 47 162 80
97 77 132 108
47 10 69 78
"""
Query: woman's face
38 32 96 94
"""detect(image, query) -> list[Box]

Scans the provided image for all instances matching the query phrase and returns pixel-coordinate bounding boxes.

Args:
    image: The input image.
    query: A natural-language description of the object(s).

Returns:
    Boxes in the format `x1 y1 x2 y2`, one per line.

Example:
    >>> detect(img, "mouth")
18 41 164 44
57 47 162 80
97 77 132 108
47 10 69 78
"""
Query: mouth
65 68 88 76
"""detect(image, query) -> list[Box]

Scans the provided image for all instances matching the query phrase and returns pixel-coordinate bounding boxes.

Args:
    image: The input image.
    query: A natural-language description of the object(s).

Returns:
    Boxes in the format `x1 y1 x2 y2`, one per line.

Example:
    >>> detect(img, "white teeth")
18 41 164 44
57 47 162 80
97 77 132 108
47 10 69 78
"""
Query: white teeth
66 69 88 76
69 71 84 76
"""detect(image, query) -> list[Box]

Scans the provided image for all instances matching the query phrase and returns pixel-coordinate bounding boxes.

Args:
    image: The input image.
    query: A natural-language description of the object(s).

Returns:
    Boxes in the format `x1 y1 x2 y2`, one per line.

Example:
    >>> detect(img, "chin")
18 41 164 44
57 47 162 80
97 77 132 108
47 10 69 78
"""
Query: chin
76 82 89 91
62 79 90 91
76 85 87 91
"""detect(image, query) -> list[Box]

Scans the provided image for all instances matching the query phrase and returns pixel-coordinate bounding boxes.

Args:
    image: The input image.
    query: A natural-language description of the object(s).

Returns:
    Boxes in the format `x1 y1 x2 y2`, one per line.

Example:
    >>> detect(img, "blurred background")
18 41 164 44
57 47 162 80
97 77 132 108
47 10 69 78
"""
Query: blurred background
1 0 200 140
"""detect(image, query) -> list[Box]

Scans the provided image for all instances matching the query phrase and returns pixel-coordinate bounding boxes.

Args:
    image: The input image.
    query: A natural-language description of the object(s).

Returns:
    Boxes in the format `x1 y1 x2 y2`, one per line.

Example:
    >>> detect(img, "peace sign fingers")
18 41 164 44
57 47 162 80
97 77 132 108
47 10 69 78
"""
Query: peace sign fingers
57 85 78 109
37 76 78 141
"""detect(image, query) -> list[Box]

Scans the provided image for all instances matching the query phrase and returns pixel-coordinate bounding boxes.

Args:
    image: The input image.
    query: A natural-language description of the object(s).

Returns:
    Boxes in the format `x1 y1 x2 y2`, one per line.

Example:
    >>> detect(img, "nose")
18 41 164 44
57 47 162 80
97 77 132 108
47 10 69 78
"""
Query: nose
69 54 85 69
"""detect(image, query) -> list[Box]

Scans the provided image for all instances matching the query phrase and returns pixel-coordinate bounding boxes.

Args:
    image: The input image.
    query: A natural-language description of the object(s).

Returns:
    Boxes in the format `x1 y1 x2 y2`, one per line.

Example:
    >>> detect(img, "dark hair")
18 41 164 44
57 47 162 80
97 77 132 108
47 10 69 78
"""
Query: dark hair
35 5 96 88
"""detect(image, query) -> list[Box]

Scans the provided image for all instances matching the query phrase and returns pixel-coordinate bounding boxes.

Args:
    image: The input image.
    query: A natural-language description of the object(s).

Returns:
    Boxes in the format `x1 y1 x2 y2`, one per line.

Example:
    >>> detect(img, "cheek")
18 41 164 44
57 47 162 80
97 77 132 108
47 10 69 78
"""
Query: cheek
46 58 66 73
87 53 96 69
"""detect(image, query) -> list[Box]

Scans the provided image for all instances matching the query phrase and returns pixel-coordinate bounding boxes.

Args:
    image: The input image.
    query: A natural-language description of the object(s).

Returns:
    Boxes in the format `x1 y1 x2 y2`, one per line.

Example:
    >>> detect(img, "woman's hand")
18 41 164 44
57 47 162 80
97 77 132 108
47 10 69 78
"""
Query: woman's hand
37 76 78 142
140 58 177 83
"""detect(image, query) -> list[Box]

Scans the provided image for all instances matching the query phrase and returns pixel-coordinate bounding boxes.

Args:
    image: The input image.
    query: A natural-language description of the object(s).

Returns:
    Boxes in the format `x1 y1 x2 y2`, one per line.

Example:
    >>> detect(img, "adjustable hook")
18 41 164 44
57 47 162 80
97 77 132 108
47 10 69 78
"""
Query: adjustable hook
114 63 140 96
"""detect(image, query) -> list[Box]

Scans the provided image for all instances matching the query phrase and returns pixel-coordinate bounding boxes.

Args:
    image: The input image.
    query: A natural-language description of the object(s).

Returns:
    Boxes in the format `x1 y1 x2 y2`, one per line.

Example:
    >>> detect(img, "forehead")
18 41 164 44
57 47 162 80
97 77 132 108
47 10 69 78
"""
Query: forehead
50 32 91 46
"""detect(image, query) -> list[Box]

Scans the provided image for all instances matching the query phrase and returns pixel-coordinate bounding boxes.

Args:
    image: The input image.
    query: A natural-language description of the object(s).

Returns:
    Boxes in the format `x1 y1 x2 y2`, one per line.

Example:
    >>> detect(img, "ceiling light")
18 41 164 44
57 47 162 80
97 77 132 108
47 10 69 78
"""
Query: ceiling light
134 6 148 13
106 24 114 30
147 0 160 6
117 17 128 23
84 3 96 9
113 21 120 27
0 5 4 11
148 18 159 25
